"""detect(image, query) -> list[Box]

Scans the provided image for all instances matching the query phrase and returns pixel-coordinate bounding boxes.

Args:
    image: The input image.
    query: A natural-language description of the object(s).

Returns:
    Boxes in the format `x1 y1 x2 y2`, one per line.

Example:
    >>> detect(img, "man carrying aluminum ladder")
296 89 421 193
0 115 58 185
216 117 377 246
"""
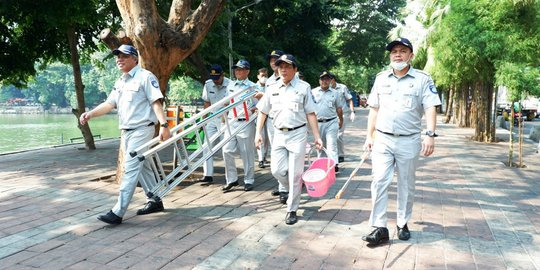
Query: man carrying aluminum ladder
198 64 231 184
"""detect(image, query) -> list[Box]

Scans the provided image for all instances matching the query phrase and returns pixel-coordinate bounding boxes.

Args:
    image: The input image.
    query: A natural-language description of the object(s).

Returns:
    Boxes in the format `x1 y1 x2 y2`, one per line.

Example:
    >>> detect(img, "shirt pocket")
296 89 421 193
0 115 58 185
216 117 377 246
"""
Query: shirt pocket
124 84 140 102
289 94 304 112
400 88 419 111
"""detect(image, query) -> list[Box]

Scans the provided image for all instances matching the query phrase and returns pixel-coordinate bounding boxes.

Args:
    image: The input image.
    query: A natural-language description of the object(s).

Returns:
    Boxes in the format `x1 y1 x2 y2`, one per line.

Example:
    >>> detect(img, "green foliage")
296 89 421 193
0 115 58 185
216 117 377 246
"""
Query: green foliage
496 63 540 101
166 77 204 105
0 0 119 86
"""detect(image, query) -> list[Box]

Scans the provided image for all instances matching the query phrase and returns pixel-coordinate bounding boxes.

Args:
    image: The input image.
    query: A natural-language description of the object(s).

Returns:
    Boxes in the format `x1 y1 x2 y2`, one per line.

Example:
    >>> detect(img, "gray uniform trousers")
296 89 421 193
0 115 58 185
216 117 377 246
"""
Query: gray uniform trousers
369 132 421 228
223 120 255 184
257 113 271 162
271 126 307 212
203 119 222 177
266 118 287 192
112 125 156 217
318 118 339 164
337 111 351 158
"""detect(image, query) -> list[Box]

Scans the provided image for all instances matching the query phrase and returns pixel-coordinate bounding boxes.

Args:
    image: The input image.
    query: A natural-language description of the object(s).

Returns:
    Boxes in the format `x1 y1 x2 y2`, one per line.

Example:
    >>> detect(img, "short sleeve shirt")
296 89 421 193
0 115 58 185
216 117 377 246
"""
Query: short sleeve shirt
257 76 316 129
311 87 344 120
227 79 257 119
335 83 353 113
202 77 231 112
106 65 163 130
367 67 441 134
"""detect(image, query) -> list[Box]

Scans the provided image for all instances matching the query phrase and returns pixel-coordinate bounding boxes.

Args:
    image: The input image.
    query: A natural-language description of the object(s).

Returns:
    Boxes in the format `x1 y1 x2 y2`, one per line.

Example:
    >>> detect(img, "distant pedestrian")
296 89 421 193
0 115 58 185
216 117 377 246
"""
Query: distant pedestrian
312 70 344 172
80 44 171 225
198 64 232 184
256 67 270 168
330 73 355 163
255 54 323 225
362 38 441 245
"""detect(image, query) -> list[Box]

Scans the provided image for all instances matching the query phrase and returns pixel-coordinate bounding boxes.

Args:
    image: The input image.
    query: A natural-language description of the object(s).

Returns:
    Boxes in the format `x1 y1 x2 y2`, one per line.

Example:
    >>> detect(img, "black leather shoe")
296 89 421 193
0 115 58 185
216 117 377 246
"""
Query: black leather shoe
258 161 265 168
285 211 298 225
244 183 254 191
97 210 122 225
136 200 164 215
397 224 411 240
197 176 213 183
279 192 289 204
362 227 389 245
271 189 280 196
335 165 339 172
338 156 344 163
222 181 239 192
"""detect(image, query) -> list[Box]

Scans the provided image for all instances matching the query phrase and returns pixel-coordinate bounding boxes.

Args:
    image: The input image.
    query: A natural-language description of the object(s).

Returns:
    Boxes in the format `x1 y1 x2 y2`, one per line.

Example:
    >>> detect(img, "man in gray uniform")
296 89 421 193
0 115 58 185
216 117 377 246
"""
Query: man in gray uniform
255 54 323 225
362 37 441 245
265 50 286 197
331 74 355 163
199 64 231 184
80 44 171 225
222 60 257 192
312 71 344 172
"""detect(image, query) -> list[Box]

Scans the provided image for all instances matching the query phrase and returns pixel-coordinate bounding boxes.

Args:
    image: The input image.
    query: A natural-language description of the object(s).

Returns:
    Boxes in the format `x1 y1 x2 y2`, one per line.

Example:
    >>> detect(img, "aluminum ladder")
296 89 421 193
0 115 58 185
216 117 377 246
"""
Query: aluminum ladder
129 86 258 201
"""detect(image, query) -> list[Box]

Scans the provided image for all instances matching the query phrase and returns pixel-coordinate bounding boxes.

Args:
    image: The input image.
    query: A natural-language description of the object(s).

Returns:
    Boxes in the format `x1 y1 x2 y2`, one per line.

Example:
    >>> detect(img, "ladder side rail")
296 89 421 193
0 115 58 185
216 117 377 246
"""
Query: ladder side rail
153 116 258 198
134 90 257 160
131 88 255 157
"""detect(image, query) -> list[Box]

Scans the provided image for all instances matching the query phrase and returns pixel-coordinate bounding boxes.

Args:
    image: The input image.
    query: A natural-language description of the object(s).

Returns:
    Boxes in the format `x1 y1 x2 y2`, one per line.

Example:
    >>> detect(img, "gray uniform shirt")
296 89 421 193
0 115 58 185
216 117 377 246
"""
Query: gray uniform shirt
202 77 231 112
335 83 353 113
257 76 316 129
106 65 163 130
367 67 441 135
227 79 257 119
311 87 344 120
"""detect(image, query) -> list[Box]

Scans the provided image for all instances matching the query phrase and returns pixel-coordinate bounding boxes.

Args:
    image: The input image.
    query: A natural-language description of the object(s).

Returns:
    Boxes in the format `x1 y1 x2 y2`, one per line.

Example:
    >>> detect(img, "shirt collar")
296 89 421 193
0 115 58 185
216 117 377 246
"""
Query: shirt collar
126 65 141 78
388 66 416 79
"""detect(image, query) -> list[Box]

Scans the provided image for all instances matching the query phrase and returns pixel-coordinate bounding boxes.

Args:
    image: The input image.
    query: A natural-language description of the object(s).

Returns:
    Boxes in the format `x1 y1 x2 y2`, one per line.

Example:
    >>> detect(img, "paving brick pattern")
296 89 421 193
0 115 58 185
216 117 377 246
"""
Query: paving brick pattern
0 109 539 269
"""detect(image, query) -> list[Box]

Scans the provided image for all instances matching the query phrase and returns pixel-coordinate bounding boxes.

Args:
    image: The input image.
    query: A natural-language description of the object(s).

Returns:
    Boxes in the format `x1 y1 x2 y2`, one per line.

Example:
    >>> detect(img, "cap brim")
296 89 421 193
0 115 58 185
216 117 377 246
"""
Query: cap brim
112 49 135 56
275 59 296 67
385 41 412 51
209 75 221 80
233 65 249 69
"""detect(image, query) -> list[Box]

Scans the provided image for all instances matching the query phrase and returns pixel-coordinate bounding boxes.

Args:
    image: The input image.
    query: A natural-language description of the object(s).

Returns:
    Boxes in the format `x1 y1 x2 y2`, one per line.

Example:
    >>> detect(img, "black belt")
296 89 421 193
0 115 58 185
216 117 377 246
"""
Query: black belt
275 123 306 132
123 122 155 132
377 129 415 137
237 118 247 121
317 117 337 123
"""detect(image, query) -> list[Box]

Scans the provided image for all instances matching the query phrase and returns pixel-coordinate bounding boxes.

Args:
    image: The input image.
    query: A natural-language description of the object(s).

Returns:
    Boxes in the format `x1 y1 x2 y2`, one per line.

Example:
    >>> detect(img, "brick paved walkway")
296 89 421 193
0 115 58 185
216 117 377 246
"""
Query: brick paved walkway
0 109 539 269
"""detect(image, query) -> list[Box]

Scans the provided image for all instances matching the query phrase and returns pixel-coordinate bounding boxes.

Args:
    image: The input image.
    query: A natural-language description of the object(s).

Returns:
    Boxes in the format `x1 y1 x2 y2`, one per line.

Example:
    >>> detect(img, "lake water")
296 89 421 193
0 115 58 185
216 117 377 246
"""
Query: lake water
0 114 120 154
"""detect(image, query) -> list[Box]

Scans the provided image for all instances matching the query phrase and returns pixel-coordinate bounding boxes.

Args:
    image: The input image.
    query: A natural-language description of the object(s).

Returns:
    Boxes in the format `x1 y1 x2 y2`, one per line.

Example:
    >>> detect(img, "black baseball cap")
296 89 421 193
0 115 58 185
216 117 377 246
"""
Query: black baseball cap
267 49 284 60
209 64 223 80
233 59 250 69
385 37 413 52
274 54 297 67
112 44 138 57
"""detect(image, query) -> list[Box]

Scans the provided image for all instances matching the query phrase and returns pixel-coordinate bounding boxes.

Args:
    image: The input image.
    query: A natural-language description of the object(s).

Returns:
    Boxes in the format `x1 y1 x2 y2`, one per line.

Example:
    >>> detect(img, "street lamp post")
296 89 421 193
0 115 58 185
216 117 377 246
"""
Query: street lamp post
228 0 263 77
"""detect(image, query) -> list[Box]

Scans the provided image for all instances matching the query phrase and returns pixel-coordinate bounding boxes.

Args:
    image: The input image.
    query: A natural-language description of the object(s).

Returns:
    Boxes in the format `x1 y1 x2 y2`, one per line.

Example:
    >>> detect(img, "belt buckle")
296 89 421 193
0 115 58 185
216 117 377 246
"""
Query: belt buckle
280 127 288 131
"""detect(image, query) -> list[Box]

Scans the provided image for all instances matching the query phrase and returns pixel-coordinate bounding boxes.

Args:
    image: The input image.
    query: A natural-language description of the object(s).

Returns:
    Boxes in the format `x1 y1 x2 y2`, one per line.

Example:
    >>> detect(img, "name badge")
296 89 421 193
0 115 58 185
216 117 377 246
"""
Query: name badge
403 97 412 108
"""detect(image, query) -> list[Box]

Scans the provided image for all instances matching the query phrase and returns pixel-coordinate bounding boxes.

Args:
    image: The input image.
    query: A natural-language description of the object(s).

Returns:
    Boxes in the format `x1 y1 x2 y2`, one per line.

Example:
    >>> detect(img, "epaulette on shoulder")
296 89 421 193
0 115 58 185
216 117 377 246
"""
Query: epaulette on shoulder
205 79 213 84
297 80 311 88
414 69 431 77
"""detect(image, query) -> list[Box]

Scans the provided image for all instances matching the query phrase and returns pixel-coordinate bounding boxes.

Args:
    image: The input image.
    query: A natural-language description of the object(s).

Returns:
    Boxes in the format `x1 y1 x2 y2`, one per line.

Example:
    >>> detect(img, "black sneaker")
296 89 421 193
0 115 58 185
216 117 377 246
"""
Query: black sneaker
136 200 164 215
258 161 265 168
338 156 344 163
97 210 122 225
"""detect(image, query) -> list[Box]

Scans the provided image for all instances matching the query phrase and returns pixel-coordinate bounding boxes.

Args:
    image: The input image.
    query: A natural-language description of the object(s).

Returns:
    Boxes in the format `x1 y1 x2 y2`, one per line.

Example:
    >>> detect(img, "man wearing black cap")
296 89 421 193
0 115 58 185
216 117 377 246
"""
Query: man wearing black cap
311 70 344 172
264 49 286 197
255 54 323 225
198 64 232 184
362 37 441 245
221 59 257 193
80 44 171 225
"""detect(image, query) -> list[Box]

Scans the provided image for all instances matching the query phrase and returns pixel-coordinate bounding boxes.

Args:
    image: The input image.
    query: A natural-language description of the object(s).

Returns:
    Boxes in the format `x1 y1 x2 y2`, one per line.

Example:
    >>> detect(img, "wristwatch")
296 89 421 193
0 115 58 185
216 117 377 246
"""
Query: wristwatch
425 130 438 137
160 122 169 128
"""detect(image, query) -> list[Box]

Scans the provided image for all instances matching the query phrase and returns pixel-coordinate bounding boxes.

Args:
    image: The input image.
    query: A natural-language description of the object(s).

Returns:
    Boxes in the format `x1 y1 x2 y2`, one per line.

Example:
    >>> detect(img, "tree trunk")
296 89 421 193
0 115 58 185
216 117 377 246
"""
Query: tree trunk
67 25 96 150
471 81 494 142
444 86 454 124
114 0 226 95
